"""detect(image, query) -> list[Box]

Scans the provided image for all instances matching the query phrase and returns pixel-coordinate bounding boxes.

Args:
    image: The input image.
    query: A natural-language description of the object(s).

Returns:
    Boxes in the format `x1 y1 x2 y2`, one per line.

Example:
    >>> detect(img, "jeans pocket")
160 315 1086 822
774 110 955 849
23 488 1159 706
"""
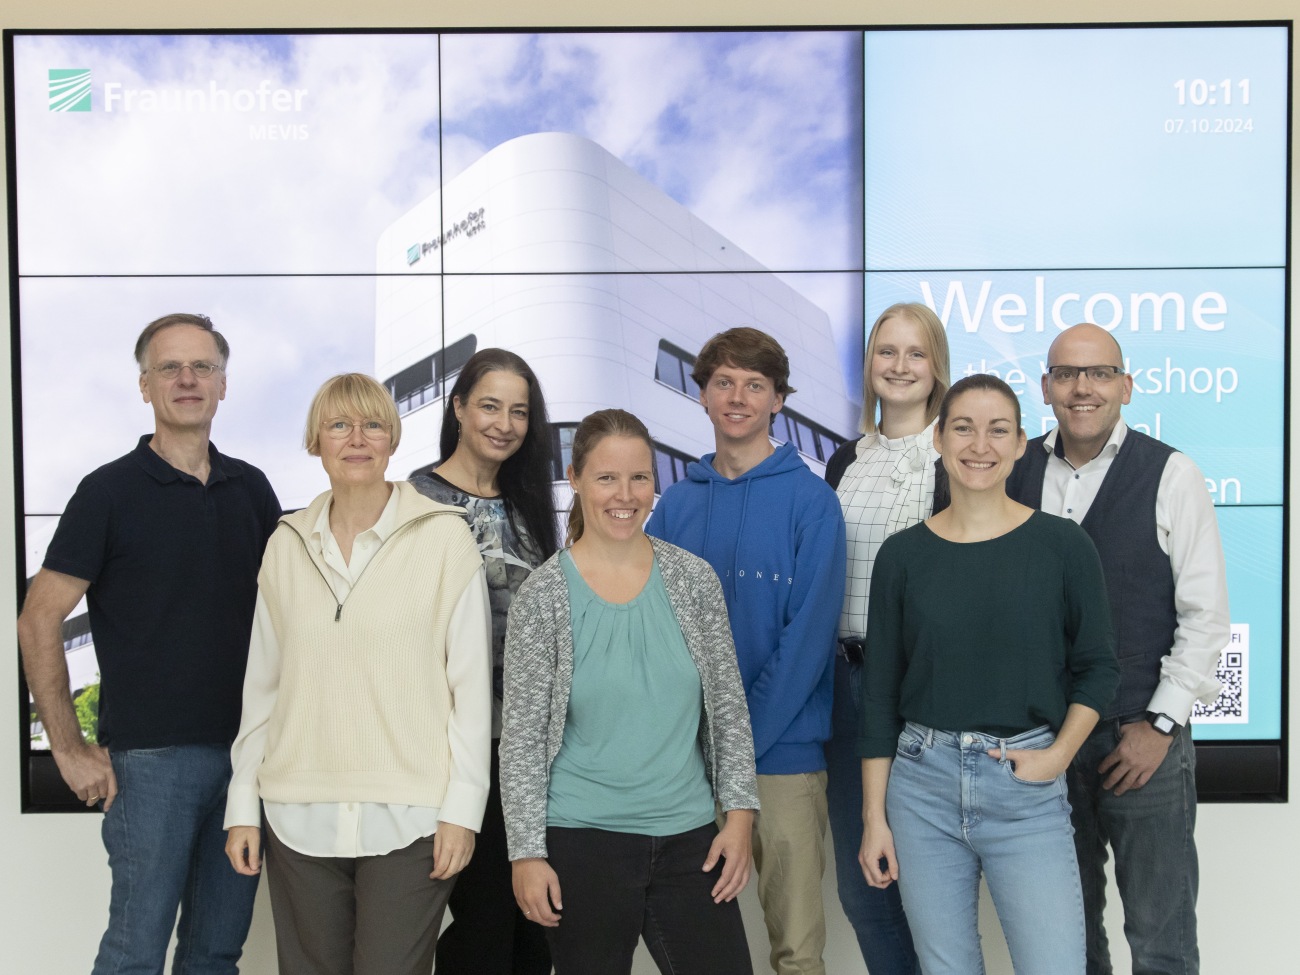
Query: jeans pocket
1006 765 1061 786
895 727 926 762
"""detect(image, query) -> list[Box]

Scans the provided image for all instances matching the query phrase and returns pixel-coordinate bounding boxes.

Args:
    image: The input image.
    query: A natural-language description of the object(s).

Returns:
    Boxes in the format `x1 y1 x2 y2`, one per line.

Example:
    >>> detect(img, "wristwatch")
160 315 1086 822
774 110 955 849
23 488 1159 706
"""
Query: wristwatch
1145 711 1179 736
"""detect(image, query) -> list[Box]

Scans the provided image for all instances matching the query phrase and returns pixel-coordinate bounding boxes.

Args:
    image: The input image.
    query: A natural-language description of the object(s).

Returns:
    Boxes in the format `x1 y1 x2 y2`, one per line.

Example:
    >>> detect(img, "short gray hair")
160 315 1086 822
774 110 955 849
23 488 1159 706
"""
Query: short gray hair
134 313 230 370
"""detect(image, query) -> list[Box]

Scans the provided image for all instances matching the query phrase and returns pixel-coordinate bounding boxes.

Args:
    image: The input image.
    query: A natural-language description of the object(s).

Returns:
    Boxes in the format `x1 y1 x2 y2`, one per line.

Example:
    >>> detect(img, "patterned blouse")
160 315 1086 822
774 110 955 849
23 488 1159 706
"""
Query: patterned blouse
410 471 545 735
834 422 938 641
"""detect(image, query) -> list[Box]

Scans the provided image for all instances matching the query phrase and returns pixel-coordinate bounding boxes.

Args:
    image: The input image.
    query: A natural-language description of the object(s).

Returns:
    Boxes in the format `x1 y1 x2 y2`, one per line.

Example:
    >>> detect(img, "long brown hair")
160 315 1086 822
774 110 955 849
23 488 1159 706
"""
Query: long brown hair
565 409 655 547
418 348 558 562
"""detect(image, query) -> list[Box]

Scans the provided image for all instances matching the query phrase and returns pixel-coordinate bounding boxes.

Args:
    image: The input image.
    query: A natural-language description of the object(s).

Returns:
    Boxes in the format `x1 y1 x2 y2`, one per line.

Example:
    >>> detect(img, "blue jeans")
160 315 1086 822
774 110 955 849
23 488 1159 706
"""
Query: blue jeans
824 657 918 974
886 723 1085 975
92 744 258 975
1069 719 1199 975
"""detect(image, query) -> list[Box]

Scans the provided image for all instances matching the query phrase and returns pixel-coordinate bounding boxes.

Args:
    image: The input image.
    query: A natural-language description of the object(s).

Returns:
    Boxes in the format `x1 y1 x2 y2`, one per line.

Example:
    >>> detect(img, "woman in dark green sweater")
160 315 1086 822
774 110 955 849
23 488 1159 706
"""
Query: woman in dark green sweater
857 374 1118 975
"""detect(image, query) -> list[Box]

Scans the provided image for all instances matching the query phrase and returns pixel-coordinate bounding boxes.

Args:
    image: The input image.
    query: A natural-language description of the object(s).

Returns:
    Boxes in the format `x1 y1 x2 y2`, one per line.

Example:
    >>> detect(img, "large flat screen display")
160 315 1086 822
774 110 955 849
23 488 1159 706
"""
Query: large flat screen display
6 24 1288 808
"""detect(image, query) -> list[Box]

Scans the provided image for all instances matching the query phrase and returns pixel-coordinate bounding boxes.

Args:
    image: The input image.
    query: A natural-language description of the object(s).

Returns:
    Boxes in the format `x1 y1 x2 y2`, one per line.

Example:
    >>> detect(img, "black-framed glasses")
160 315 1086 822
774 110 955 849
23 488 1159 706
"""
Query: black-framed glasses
1046 365 1125 385
322 417 391 441
150 360 222 380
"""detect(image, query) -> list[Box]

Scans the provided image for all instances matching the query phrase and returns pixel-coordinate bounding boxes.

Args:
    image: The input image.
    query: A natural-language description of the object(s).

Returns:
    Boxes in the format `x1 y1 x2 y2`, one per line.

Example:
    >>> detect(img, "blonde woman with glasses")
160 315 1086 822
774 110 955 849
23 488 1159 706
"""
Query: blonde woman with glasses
223 373 492 975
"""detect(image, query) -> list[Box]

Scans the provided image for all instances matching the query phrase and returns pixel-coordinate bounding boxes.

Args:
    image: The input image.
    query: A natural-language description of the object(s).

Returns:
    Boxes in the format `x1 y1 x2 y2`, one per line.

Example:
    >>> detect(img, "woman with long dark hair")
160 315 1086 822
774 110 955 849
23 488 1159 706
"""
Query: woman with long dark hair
857 374 1119 974
410 348 559 975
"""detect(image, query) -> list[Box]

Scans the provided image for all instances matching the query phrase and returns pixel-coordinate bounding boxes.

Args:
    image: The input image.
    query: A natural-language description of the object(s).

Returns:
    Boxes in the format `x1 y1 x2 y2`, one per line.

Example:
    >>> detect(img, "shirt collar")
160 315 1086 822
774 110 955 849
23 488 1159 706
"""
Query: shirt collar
131 434 236 485
310 482 400 545
1044 419 1128 466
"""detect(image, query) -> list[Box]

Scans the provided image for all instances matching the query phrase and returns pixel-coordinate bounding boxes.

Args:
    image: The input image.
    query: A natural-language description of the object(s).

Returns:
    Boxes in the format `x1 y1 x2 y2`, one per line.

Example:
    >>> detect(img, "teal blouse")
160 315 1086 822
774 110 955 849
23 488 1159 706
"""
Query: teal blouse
547 551 716 835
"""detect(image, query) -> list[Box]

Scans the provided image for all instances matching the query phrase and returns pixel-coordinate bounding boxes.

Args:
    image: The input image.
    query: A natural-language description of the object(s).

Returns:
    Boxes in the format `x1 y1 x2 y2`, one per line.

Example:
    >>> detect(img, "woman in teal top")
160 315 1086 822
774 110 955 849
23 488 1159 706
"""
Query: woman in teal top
547 552 716 834
858 375 1119 975
500 409 759 975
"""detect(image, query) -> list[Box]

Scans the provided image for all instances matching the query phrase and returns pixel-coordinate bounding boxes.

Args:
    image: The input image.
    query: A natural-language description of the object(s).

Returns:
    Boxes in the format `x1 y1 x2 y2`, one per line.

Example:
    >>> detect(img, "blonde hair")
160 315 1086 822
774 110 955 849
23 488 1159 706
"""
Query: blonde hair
860 303 951 434
303 373 402 455
565 409 654 547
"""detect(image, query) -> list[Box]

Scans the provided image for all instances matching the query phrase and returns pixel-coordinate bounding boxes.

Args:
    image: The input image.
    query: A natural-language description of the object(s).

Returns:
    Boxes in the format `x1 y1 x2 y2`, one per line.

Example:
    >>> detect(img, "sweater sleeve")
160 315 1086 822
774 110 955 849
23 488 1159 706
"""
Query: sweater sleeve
499 564 560 860
858 534 908 758
1061 525 1120 715
225 589 280 828
745 494 847 760
685 556 759 812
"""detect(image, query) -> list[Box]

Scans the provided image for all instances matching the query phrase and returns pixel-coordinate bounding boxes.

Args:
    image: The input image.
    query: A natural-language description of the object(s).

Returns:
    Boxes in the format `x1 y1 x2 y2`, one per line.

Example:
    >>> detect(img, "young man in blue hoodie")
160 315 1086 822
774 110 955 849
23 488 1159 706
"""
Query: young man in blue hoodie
647 327 846 975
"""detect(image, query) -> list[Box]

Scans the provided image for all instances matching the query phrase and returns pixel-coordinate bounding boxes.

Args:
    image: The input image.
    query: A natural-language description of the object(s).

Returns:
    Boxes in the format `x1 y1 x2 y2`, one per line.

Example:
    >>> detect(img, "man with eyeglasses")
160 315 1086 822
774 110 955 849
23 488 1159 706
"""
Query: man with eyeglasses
1005 322 1228 975
18 313 281 975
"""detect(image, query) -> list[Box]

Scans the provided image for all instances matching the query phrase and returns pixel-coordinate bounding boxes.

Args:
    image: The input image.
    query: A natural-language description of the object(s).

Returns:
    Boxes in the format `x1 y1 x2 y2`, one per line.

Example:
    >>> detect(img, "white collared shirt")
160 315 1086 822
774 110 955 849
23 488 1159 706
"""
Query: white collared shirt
1039 421 1229 724
227 484 491 856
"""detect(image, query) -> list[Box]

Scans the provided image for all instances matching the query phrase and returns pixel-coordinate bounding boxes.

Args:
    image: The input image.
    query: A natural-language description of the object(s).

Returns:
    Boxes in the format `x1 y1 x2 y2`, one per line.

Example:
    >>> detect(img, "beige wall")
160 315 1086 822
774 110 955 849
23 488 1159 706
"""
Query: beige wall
2 1 1296 971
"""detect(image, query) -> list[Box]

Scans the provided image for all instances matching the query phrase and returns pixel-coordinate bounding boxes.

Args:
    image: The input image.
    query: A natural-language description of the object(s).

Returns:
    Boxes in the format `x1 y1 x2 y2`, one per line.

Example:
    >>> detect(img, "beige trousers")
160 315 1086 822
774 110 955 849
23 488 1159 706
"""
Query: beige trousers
751 771 829 975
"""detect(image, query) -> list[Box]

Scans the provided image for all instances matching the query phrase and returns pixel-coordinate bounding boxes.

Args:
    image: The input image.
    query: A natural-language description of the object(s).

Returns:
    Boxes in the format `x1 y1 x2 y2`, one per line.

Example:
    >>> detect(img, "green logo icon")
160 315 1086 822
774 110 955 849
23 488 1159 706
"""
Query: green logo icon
407 244 422 265
49 69 92 112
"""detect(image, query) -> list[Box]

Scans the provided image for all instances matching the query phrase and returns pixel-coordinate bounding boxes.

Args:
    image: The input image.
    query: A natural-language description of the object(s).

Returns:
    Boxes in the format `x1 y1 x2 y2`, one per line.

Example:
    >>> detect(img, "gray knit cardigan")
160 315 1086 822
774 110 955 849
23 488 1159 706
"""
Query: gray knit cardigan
499 536 759 860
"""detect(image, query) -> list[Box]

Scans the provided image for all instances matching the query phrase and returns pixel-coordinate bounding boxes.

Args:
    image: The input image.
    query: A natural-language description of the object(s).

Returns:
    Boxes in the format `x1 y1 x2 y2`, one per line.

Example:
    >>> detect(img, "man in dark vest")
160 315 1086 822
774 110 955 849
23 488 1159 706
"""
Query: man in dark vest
1005 322 1228 975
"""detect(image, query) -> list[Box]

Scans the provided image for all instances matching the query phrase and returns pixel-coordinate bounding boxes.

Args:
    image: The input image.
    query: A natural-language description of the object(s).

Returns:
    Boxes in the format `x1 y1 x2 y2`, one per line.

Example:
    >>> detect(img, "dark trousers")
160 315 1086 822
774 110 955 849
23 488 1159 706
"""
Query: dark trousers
545 823 752 975
1069 720 1200 975
825 656 919 974
265 824 456 975
436 740 551 974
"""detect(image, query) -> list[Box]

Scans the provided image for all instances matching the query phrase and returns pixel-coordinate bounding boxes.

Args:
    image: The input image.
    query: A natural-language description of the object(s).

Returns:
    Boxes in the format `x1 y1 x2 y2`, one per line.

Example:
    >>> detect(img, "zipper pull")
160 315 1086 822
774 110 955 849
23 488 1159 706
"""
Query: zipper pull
334 604 342 622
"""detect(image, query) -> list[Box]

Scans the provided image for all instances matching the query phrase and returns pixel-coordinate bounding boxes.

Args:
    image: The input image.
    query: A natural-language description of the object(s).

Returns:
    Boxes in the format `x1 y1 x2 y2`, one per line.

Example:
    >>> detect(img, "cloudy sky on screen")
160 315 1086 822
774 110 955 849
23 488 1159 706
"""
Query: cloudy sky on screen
12 30 863 537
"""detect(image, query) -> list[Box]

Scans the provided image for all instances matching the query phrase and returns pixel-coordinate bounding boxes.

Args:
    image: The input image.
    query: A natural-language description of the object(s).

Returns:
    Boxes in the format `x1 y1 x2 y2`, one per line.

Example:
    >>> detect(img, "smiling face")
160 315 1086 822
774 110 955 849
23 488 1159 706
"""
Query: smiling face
935 388 1026 493
698 362 784 450
138 324 226 435
452 369 530 470
869 314 936 417
318 413 393 489
568 434 656 546
1042 323 1133 463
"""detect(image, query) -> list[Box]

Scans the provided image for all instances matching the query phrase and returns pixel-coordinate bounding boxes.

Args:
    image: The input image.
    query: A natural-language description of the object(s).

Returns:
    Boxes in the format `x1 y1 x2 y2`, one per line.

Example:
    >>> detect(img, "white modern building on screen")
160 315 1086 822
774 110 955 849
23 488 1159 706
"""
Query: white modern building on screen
374 131 856 498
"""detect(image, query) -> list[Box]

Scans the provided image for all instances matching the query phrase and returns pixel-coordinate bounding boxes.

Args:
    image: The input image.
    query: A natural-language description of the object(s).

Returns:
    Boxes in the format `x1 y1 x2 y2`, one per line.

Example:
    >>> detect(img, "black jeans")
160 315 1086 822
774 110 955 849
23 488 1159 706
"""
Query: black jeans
545 823 753 975
436 740 551 974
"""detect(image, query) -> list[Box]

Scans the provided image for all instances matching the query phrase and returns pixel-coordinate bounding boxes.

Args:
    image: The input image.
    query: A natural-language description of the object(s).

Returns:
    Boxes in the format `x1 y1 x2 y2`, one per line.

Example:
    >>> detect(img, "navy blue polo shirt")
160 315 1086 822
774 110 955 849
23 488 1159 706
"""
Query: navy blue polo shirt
43 435 281 749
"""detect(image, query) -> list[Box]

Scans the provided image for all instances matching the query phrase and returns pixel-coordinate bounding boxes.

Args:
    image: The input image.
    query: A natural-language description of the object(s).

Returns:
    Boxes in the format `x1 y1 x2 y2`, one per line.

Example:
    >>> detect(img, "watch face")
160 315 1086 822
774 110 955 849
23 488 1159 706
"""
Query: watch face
1151 713 1177 735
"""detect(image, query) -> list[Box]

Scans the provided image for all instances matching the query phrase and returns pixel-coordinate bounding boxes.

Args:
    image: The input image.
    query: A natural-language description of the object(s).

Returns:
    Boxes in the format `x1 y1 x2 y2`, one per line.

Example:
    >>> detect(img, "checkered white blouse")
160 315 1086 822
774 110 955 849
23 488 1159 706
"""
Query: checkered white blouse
836 422 938 640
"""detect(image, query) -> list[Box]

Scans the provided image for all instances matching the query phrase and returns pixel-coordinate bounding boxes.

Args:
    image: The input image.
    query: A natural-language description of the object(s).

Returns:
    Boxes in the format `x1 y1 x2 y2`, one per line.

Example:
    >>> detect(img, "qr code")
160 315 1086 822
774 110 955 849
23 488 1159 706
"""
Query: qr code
1193 624 1248 724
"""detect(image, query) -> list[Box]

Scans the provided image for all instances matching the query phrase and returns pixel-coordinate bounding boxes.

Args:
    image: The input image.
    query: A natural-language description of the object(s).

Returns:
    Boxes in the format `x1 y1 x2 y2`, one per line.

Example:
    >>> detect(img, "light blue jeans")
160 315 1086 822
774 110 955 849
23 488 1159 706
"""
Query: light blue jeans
886 722 1085 975
92 744 258 975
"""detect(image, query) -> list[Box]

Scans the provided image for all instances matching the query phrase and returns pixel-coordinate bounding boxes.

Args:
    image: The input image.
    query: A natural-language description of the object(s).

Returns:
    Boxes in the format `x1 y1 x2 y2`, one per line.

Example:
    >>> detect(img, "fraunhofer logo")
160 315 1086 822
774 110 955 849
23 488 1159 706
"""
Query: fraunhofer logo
49 69 92 112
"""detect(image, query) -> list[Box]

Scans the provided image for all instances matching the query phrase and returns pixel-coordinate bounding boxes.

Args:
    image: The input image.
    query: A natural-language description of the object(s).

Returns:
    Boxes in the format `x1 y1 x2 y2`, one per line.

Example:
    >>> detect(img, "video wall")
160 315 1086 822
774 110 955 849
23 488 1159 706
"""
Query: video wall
6 25 1288 803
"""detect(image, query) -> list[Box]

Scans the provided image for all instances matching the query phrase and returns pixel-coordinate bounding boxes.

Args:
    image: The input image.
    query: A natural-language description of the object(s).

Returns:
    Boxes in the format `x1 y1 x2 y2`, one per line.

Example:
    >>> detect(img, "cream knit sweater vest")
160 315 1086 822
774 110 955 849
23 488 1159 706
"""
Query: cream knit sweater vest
256 484 483 807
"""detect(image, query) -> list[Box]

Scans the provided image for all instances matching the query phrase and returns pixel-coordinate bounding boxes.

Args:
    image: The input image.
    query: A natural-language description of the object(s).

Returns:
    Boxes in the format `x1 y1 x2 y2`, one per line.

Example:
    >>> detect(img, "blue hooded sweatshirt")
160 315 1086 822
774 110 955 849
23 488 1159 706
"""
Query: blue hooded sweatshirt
647 441 846 775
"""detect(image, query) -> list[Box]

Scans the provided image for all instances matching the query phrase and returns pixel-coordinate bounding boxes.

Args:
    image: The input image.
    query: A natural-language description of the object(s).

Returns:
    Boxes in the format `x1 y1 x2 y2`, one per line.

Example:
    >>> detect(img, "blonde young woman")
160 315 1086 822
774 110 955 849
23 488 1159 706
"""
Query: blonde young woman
821 302 950 974
223 373 491 975
499 409 758 975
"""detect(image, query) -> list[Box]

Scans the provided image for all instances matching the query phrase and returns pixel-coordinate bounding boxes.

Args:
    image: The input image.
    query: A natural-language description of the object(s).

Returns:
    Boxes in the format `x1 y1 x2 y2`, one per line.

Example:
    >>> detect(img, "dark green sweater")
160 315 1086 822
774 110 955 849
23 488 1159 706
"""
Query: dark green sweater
858 511 1118 759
